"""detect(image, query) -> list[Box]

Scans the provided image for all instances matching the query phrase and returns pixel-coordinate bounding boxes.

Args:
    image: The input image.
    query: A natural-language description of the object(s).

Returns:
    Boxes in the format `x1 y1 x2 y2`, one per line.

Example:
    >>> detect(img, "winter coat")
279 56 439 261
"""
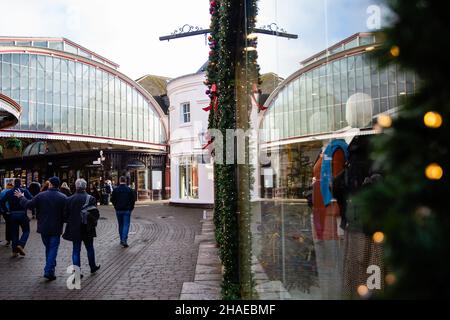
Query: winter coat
63 191 99 242
19 188 67 235
111 184 136 211
2 187 33 213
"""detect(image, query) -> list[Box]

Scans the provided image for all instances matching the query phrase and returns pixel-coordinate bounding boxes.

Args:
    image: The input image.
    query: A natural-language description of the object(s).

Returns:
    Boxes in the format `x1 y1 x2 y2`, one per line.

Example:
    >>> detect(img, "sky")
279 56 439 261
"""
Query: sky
0 0 389 80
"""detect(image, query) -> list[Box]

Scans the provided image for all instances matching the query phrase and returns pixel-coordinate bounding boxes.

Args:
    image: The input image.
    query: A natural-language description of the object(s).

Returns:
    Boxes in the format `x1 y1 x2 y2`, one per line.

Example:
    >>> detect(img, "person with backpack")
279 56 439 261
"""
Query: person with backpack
1 178 33 257
63 178 101 275
14 177 67 280
111 176 135 248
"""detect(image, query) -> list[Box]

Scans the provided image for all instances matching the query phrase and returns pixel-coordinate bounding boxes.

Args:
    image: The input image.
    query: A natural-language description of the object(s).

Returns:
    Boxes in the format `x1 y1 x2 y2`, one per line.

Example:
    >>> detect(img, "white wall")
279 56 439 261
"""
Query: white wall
167 72 214 205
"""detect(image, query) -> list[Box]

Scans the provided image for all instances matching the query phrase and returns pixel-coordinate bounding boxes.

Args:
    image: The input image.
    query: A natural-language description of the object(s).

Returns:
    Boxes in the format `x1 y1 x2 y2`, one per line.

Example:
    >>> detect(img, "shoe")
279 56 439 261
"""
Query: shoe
44 274 56 281
11 252 19 258
90 265 101 274
16 245 26 256
121 243 129 248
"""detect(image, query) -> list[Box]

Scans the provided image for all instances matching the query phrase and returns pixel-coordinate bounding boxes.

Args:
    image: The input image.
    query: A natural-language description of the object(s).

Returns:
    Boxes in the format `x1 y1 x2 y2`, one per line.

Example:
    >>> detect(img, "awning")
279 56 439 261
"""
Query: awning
0 93 21 130
126 159 146 169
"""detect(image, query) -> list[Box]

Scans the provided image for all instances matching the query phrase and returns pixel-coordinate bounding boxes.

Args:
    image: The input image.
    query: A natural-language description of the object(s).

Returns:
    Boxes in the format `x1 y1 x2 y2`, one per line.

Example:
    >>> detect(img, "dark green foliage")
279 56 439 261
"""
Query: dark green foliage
356 0 450 298
5 137 22 150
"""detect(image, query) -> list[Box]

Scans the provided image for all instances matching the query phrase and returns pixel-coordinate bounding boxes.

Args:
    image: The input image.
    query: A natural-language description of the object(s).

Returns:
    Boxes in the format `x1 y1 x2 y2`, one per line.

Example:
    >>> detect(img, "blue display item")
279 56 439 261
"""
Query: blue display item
320 139 349 206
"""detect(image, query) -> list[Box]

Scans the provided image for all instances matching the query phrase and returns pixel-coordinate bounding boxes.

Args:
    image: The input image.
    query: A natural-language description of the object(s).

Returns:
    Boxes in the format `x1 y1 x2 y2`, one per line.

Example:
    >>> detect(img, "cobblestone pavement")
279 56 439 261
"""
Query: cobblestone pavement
0 203 202 300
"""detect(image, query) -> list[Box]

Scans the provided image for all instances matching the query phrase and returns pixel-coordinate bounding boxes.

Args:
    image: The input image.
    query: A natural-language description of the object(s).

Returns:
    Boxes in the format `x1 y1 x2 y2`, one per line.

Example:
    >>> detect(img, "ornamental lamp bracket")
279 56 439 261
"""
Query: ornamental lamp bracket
159 23 298 42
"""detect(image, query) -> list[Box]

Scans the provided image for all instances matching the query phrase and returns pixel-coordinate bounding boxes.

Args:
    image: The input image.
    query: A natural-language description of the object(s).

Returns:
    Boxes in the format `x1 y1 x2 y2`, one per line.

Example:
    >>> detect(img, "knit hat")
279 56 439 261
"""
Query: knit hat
48 176 60 188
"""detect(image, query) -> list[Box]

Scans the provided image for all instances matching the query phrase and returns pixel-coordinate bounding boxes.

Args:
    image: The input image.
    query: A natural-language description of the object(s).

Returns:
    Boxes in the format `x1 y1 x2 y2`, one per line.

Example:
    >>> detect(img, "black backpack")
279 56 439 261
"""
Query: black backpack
80 195 100 229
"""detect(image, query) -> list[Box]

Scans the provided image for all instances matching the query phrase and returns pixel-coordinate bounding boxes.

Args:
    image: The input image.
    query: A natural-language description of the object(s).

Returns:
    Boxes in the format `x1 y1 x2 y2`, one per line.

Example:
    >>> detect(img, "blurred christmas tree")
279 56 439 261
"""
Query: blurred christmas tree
356 0 450 298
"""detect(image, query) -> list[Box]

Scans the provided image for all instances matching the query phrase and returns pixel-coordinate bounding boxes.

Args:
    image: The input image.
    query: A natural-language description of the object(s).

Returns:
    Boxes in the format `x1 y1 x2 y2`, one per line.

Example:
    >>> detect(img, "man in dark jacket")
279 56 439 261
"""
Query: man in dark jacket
111 176 135 248
1 178 32 257
15 176 67 280
0 181 14 246
63 178 100 274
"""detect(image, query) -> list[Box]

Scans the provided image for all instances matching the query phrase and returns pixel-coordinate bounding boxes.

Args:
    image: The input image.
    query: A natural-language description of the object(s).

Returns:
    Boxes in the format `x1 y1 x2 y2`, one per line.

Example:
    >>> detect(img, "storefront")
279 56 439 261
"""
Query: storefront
0 37 169 200
0 140 167 200
252 32 418 299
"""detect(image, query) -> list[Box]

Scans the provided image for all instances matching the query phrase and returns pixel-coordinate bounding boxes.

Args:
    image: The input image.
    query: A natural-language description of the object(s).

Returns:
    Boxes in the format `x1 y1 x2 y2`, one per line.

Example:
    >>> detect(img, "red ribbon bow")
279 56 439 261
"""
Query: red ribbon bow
203 83 219 112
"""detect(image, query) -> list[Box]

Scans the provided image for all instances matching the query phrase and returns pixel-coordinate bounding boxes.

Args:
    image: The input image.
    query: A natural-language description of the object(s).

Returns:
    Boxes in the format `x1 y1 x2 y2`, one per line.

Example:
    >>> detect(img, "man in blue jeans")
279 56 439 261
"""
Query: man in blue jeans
63 178 100 275
0 178 32 257
15 176 67 281
111 176 135 248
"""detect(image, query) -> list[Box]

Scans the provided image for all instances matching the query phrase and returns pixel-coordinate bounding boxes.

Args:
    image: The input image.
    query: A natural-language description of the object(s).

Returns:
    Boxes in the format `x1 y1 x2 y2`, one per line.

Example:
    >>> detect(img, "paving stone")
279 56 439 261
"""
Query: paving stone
195 264 221 275
194 273 222 281
181 282 221 294
0 204 202 300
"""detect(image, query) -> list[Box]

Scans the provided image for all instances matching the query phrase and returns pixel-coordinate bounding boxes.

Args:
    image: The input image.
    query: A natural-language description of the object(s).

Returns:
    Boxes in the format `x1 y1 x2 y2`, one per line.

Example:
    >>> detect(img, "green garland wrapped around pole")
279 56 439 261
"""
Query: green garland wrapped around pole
205 0 260 299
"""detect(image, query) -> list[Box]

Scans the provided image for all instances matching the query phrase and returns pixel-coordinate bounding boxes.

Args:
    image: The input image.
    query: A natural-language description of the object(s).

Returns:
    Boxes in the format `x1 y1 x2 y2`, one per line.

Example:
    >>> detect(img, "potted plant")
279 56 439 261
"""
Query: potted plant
4 137 22 158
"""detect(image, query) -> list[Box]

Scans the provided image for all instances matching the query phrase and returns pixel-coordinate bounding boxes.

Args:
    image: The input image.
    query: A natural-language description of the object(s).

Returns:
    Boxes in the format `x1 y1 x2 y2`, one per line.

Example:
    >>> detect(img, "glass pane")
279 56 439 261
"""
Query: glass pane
89 66 96 135
33 41 48 48
48 41 63 51
82 64 89 135
109 74 115 138
64 42 78 55
95 69 102 136
37 102 45 130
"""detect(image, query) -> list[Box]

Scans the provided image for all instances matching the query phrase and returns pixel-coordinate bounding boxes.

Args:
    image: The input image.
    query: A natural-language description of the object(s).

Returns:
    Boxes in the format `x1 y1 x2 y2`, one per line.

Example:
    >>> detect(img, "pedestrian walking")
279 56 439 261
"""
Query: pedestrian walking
89 183 101 205
111 176 135 248
60 182 72 197
63 178 101 275
0 182 14 246
28 181 41 219
102 180 113 205
0 178 32 257
15 177 67 281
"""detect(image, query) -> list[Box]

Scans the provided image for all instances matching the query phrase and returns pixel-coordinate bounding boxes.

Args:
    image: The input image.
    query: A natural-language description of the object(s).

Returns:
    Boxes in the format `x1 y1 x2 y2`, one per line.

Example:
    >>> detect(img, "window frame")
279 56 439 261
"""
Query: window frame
180 102 191 124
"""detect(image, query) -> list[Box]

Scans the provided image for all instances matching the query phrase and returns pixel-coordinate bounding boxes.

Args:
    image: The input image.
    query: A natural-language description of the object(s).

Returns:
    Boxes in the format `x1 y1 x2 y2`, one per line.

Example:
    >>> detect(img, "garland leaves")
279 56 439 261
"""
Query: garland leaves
206 0 260 299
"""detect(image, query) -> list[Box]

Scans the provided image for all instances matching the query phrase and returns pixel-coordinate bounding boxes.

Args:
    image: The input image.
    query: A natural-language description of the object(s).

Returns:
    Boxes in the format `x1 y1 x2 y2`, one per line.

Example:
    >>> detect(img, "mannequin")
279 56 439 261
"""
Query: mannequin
310 139 347 299
309 92 373 299
312 140 347 241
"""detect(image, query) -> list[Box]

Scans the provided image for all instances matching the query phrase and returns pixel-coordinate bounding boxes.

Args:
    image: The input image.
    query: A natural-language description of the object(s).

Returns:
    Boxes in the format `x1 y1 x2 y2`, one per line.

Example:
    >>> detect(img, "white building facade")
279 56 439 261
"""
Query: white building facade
167 70 214 206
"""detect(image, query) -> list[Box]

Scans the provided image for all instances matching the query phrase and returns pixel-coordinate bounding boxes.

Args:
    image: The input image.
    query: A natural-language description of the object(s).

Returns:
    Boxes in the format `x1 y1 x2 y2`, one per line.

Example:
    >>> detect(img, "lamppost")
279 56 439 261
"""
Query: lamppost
99 150 106 185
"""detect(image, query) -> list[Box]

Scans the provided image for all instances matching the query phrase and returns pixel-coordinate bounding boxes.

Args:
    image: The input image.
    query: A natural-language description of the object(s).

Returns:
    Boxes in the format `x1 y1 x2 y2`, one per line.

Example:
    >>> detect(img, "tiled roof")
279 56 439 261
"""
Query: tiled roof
136 74 172 97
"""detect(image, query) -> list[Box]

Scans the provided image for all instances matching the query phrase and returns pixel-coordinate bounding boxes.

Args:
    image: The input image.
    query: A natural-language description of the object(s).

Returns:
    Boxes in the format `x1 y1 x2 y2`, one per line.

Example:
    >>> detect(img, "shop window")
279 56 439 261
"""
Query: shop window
179 156 198 199
137 170 148 190
152 170 162 190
